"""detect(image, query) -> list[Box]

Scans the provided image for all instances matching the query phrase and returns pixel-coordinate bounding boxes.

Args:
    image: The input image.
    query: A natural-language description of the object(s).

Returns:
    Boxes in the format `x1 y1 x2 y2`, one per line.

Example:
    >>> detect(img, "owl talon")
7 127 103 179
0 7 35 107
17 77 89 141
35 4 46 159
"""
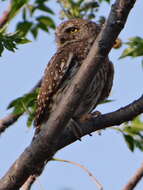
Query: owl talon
78 112 102 137
91 110 101 117
91 111 102 136
79 111 101 123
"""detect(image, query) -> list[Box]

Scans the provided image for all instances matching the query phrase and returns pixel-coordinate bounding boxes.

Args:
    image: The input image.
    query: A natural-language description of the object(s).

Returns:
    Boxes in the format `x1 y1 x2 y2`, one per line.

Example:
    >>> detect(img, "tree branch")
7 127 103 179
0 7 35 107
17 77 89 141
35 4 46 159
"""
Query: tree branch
0 113 20 134
20 175 36 190
0 3 11 29
122 162 143 190
53 158 103 190
57 95 143 150
11 93 143 190
0 0 137 189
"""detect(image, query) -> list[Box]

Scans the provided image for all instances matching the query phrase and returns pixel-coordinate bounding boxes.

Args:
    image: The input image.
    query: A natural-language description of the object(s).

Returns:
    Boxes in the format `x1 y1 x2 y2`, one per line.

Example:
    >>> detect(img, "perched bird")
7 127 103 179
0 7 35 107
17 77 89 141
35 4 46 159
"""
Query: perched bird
34 18 114 135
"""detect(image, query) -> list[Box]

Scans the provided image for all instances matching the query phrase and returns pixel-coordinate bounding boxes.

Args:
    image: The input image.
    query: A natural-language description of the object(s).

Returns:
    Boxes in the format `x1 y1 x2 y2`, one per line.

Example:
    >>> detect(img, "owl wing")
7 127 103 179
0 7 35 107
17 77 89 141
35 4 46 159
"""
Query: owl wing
34 51 74 127
98 60 114 104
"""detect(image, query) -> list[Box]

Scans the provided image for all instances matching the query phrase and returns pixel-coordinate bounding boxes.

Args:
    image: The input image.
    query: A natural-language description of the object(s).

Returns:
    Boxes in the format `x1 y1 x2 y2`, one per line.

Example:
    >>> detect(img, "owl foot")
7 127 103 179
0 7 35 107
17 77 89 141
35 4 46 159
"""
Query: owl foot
79 111 101 136
91 110 101 117
91 111 102 135
79 111 101 122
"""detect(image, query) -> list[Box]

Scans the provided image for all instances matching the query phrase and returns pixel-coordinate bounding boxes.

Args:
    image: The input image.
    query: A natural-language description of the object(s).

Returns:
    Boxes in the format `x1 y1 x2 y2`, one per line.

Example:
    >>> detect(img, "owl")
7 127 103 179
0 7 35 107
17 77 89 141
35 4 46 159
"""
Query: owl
34 19 114 135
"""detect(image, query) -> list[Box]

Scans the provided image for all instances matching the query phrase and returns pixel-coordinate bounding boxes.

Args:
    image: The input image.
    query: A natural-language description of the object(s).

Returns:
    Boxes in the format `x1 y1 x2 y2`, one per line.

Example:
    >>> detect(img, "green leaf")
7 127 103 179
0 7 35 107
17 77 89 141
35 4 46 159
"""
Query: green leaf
16 38 31 44
120 47 136 59
133 116 142 125
35 0 47 4
27 4 36 15
0 31 31 55
3 40 17 52
22 7 27 21
134 139 143 151
27 114 34 127
9 0 29 21
16 21 33 36
123 117 143 135
27 108 36 127
8 97 25 115
31 25 39 39
123 134 135 152
98 0 110 3
36 16 55 29
0 42 4 56
77 0 84 6
37 4 54 15
99 99 114 105
120 36 143 59
7 89 39 126
58 0 100 19
123 126 143 135
37 23 49 32
114 116 143 152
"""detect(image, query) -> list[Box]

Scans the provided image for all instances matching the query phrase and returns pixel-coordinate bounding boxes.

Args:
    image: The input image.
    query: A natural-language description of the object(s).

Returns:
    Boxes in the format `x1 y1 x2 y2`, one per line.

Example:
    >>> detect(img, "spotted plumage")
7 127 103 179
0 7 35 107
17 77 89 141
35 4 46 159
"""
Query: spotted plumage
34 18 114 131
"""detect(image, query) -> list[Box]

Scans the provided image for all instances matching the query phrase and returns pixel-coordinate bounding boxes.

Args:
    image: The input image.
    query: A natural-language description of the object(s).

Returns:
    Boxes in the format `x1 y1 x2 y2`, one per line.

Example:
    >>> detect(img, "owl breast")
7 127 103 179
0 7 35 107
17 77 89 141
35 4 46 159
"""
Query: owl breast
49 40 113 120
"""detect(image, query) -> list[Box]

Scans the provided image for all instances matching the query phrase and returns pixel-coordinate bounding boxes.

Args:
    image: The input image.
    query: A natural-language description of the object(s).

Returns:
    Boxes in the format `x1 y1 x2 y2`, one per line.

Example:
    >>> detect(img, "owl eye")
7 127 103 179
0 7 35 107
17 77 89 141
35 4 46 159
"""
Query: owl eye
65 27 79 34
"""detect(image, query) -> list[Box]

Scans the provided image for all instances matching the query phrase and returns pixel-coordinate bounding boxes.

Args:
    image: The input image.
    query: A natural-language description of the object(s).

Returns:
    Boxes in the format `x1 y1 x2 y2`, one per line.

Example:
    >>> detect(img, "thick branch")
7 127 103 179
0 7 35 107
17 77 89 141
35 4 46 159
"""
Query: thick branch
122 162 143 190
0 0 136 189
26 95 142 187
1 95 142 190
13 94 143 190
57 95 143 150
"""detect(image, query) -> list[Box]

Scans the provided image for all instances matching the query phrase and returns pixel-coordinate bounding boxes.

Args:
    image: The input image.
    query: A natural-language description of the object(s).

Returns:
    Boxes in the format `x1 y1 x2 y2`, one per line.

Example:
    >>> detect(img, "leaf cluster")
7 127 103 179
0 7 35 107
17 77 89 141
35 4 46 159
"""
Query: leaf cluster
0 0 56 55
114 116 143 152
117 37 143 152
14 0 55 39
7 89 39 127
58 0 110 20
0 31 31 56
120 37 143 59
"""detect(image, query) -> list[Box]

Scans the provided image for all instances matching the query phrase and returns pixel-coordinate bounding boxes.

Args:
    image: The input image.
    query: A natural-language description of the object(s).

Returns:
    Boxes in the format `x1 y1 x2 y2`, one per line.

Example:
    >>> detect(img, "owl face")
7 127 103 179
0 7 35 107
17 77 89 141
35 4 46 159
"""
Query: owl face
56 19 100 47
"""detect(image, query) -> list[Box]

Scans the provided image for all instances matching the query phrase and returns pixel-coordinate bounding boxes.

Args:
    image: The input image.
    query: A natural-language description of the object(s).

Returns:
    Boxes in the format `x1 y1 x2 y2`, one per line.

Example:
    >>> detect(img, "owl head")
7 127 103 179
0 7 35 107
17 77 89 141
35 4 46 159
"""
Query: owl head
55 18 100 47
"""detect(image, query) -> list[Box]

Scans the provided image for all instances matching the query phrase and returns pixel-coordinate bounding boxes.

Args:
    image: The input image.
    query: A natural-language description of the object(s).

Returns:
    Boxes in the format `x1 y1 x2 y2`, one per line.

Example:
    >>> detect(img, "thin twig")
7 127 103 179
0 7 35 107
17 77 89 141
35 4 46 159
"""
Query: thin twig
53 158 103 190
0 114 20 134
21 175 37 190
122 162 143 190
0 3 11 29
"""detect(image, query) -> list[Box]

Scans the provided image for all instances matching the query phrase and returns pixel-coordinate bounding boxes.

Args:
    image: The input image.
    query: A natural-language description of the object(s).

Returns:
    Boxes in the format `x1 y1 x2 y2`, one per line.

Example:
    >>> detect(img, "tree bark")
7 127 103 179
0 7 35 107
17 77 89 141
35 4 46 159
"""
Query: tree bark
0 0 137 189
122 162 143 190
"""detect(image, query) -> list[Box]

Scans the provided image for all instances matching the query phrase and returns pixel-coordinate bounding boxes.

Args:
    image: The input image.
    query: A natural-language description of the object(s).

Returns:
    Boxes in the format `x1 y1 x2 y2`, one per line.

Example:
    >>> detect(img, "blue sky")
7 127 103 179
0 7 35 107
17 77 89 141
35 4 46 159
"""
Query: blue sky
0 0 143 190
